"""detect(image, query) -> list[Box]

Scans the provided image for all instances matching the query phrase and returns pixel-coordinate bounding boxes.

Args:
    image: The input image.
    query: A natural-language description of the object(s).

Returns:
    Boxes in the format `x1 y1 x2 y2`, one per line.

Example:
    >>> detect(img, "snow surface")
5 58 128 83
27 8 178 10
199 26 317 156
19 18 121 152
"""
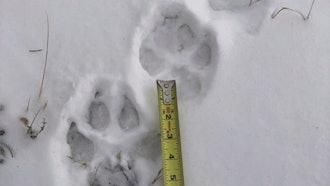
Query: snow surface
1 0 330 185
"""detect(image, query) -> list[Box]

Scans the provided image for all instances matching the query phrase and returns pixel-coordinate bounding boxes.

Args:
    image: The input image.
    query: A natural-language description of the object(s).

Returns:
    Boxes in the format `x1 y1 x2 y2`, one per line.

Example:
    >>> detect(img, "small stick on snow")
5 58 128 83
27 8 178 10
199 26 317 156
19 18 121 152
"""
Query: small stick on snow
29 49 43 52
306 0 316 19
271 0 316 20
66 155 88 168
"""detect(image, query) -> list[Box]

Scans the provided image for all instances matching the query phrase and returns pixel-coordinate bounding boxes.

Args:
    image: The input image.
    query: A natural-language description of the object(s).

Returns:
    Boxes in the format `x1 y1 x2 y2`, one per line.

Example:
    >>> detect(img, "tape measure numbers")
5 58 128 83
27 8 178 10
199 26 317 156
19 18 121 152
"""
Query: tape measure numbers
157 80 185 186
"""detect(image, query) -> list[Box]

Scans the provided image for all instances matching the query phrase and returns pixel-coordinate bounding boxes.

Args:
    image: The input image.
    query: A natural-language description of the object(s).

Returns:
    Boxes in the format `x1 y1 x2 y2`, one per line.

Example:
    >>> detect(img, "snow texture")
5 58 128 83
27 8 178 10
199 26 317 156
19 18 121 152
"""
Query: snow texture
209 0 261 11
1 0 330 186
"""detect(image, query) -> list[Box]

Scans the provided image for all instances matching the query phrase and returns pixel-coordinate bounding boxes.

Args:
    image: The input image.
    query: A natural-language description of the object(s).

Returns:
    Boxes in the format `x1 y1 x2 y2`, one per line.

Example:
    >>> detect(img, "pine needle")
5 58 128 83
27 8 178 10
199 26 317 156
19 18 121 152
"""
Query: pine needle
26 96 31 112
38 12 50 98
271 0 316 20
42 101 48 111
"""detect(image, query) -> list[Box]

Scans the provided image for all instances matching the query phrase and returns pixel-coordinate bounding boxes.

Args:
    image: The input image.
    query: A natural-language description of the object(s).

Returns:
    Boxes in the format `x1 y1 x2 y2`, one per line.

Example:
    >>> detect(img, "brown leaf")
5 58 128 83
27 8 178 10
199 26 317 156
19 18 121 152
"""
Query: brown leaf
19 117 29 127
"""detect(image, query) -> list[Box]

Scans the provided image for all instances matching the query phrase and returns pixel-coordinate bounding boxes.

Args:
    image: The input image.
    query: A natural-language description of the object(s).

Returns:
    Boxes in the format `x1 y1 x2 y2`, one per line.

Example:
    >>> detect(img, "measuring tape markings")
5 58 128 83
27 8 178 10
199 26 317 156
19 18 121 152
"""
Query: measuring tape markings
157 80 184 186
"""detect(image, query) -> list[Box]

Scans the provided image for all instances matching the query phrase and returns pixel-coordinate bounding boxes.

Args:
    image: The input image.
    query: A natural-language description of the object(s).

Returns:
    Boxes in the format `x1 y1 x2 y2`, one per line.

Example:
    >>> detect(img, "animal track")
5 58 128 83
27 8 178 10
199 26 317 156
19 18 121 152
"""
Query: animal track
118 97 139 131
208 0 270 34
193 43 212 68
52 76 162 186
88 157 137 186
136 131 161 161
88 101 110 130
0 128 14 164
51 3 220 185
67 122 94 162
138 2 219 100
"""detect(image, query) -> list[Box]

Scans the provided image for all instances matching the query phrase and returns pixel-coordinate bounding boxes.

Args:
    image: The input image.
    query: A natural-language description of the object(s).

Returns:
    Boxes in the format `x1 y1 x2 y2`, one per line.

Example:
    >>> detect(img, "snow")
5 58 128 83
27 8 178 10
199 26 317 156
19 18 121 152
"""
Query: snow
0 0 330 185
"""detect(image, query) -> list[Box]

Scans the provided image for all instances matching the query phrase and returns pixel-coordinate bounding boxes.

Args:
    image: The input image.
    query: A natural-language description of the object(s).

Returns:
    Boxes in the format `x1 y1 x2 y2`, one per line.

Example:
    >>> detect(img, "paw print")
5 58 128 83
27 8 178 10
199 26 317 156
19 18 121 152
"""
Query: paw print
0 128 13 164
138 2 219 100
51 76 162 186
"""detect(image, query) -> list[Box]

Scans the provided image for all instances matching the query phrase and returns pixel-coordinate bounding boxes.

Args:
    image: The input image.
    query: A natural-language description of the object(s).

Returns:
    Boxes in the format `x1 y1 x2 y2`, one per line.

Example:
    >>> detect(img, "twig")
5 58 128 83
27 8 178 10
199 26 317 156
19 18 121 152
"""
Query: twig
151 168 163 184
306 0 316 19
66 155 88 168
116 165 132 184
30 118 47 139
122 170 130 182
91 162 102 186
38 12 50 98
271 0 316 20
27 102 47 134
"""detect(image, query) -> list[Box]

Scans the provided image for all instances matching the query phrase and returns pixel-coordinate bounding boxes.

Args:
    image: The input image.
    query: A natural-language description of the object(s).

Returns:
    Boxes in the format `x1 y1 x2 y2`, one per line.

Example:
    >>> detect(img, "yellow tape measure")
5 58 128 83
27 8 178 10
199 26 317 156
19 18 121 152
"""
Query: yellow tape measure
157 80 185 186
